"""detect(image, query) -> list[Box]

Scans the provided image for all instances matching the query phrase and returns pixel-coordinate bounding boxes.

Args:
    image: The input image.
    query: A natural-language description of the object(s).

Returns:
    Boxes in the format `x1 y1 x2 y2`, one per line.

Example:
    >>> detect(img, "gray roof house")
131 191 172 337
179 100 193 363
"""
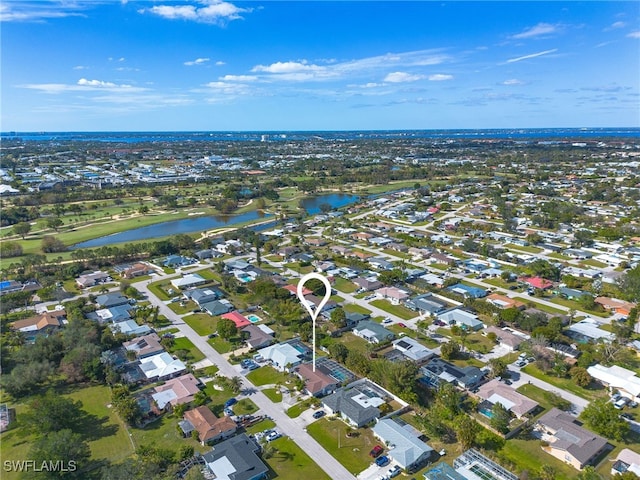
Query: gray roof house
322 382 386 427
201 433 268 480
202 299 233 317
437 307 484 331
372 418 434 472
187 287 221 306
353 320 396 344
405 293 448 315
420 358 484 389
96 292 130 309
391 337 436 364
536 408 609 470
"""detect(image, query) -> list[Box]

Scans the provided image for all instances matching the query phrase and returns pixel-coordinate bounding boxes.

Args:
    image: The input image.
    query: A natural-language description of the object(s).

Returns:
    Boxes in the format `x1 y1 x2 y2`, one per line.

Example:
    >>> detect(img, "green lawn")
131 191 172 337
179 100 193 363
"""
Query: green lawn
246 366 291 386
521 364 608 402
168 337 205 362
499 438 578 479
130 413 205 455
267 436 331 480
370 299 417 320
306 418 378 474
549 297 609 318
234 398 259 416
183 313 218 336
343 303 372 315
147 280 173 301
262 388 283 403
207 336 235 354
245 418 276 435
286 398 319 418
335 332 372 354
167 299 198 315
513 298 567 315
333 277 357 294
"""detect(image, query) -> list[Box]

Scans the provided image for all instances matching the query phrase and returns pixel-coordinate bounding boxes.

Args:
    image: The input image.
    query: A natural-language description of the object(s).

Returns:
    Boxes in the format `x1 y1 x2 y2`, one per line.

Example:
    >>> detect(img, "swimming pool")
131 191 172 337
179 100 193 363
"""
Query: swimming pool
247 314 261 323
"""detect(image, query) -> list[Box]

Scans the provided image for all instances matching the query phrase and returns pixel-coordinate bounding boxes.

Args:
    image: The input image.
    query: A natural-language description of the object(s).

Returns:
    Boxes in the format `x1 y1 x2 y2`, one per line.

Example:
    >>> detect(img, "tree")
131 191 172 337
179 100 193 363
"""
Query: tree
434 383 461 420
576 466 603 480
13 221 31 239
440 340 460 360
22 390 85 434
488 358 507 379
46 217 64 232
329 343 349 363
228 376 243 394
41 235 67 253
618 265 640 302
27 429 90 479
538 465 557 480
217 318 238 341
489 402 511 433
569 366 592 387
330 308 347 327
453 415 478 449
580 398 629 441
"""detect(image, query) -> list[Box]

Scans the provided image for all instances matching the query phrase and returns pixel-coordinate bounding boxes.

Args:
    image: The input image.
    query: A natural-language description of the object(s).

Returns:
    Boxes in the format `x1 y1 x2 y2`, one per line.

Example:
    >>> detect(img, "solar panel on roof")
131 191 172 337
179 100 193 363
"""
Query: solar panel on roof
0 281 12 289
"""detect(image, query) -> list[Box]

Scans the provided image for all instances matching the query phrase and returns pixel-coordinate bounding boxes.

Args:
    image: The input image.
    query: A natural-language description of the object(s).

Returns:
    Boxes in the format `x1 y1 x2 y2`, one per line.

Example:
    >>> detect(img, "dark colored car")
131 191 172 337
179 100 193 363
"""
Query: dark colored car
369 445 384 458
312 410 325 419
375 455 390 467
224 398 237 407
397 323 407 328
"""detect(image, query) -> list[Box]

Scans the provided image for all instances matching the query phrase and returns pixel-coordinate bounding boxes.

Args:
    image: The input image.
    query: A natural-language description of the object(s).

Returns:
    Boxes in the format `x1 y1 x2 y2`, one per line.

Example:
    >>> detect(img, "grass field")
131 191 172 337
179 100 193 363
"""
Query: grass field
183 313 218 336
343 303 372 315
370 299 417 320
246 366 291 387
498 437 577 479
306 418 378 474
262 388 283 403
521 364 608 402
333 277 357 294
167 337 205 363
267 436 331 480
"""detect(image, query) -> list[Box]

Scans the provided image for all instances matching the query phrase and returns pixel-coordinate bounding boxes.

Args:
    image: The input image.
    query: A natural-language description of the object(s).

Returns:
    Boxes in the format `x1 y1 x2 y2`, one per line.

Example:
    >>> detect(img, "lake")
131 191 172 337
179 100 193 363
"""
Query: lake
71 192 360 248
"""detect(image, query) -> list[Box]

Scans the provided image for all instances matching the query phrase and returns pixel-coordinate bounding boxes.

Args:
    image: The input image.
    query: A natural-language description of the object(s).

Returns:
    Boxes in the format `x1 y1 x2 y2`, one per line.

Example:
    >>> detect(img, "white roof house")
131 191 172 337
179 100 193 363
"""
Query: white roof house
587 364 640 400
567 319 615 343
372 418 433 470
392 337 436 363
171 273 206 290
257 343 303 372
139 352 187 380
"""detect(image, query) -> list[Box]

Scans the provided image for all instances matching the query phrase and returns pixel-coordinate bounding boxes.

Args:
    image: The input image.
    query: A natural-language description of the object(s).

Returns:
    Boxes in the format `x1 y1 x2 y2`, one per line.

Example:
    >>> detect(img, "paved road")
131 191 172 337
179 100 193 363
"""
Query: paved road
134 278 357 480
507 365 589 414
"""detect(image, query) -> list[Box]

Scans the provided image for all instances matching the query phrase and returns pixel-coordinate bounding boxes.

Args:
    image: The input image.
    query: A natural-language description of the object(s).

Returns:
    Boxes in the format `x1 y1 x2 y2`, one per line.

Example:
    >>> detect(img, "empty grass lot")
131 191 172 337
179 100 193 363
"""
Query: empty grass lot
246 366 291 387
521 364 608 402
267 436 331 480
183 313 218 336
343 303 372 315
333 277 357 293
369 299 417 320
167 337 205 363
306 418 378 474
262 388 283 403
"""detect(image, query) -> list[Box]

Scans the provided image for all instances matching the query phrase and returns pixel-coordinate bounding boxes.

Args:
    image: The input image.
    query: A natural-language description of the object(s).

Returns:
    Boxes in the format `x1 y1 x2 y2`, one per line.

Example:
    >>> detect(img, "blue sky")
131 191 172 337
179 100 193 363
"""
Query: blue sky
1 1 639 131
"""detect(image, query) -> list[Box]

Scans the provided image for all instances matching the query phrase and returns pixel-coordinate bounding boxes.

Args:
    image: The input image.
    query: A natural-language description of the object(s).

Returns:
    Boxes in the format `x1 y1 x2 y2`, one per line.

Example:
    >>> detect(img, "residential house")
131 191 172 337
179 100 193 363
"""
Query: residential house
595 297 636 317
390 337 436 364
353 320 395 344
187 287 222 306
152 373 201 409
138 352 187 381
110 320 151 337
375 286 410 305
90 304 133 323
587 364 640 401
202 299 233 317
437 308 484 331
295 362 340 397
405 293 448 315
535 408 609 470
476 379 539 419
303 294 338 313
446 283 488 299
420 358 484 389
557 287 590 301
163 255 195 267
76 271 111 288
170 273 206 290
611 449 640 478
418 273 445 289
566 318 615 343
368 257 394 271
484 326 526 351
486 294 526 310
352 277 383 292
518 276 554 290
121 262 155 279
96 292 129 308
257 341 309 372
322 381 387 427
241 324 275 350
123 333 164 359
305 237 327 247
201 433 268 479
181 406 237 445
221 311 251 329
195 249 223 260
372 418 434 472
11 310 67 340
424 450 519 480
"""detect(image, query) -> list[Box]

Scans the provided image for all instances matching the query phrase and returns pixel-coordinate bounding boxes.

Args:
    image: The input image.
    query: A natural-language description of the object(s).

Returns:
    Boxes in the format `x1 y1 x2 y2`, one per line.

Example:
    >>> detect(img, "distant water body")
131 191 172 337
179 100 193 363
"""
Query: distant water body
2 128 639 143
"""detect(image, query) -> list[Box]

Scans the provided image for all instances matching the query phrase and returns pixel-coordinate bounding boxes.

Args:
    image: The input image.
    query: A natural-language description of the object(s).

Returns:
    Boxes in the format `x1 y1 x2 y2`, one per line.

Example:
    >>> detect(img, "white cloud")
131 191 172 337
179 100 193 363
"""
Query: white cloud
203 80 254 96
215 61 226 66
0 2 89 22
506 48 557 63
184 57 210 66
611 21 626 29
251 61 324 74
20 78 146 94
512 23 560 39
140 1 251 25
627 31 640 39
428 74 453 81
73 65 89 70
502 79 524 86
384 72 425 83
219 74 258 82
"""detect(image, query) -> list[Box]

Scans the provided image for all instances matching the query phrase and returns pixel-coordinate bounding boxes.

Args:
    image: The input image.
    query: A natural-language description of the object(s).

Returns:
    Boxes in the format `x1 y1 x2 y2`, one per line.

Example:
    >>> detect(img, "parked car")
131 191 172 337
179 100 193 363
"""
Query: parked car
266 431 282 442
397 323 407 328
312 410 325 419
515 360 526 367
503 379 512 385
369 445 384 458
375 455 390 467
383 318 392 324
387 465 402 478
224 398 237 407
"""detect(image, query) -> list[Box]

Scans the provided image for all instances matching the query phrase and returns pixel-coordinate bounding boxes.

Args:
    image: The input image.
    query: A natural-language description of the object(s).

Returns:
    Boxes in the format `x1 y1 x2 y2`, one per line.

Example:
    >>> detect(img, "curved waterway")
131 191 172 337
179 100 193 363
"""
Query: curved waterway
71 193 360 249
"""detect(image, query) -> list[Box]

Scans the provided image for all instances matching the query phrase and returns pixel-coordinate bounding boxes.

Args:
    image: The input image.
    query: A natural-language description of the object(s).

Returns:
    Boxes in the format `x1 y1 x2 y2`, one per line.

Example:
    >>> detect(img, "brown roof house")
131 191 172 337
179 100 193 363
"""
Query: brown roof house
11 310 67 339
476 379 538 419
295 362 340 397
151 373 202 410
535 408 609 470
484 326 526 352
123 333 164 359
181 406 237 445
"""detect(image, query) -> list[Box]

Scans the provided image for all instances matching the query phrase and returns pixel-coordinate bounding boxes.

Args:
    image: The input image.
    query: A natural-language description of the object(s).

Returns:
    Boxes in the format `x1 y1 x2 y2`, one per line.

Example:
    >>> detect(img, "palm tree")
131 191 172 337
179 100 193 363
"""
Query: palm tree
228 376 243 394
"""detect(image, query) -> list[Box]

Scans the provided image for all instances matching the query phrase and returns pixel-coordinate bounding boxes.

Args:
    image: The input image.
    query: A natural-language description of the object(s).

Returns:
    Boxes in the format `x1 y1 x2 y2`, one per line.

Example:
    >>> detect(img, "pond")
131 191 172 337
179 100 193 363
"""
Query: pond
71 192 361 249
